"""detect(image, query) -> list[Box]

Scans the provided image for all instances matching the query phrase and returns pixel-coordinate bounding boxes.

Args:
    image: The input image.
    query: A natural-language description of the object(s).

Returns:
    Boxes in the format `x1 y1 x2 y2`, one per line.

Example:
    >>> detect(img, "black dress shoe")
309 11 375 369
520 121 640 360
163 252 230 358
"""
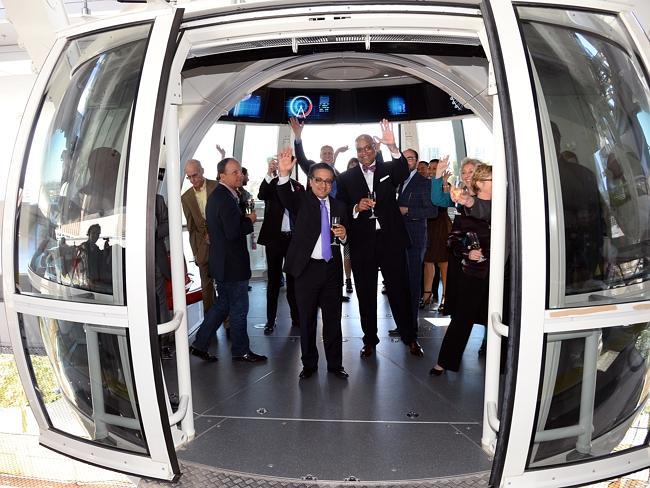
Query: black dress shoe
429 366 445 376
388 328 400 337
233 351 267 362
360 345 375 358
341 295 350 302
408 341 424 357
345 278 353 293
299 366 317 379
327 366 349 379
263 323 275 335
189 346 218 362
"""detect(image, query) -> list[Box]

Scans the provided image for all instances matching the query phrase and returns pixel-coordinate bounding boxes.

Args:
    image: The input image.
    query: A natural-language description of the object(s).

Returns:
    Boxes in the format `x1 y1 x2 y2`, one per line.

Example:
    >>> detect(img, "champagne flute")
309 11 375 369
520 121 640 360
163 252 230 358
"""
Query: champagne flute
466 231 486 263
331 216 341 244
246 197 255 214
368 191 377 219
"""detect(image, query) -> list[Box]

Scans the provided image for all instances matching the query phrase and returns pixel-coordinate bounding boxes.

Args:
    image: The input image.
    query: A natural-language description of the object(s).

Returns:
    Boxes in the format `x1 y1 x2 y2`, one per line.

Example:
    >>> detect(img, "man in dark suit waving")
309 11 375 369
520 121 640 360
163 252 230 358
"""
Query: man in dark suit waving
189 158 267 363
336 120 424 358
257 157 304 334
276 148 350 380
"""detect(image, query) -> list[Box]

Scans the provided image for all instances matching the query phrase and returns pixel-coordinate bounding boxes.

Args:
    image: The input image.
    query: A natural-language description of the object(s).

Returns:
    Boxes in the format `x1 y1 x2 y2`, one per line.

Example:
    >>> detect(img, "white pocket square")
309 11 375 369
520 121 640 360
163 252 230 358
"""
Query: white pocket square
379 175 390 182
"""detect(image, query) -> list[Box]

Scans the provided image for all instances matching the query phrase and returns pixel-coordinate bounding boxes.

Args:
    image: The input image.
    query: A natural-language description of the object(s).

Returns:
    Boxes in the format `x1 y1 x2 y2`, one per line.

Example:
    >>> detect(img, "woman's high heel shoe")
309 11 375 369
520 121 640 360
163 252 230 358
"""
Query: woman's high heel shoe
419 291 433 309
436 296 446 315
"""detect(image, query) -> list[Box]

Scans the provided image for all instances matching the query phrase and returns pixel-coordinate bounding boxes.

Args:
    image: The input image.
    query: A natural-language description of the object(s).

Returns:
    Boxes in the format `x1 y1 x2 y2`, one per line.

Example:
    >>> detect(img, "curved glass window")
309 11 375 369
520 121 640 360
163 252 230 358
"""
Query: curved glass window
15 24 151 305
528 322 650 468
519 7 650 307
19 314 146 454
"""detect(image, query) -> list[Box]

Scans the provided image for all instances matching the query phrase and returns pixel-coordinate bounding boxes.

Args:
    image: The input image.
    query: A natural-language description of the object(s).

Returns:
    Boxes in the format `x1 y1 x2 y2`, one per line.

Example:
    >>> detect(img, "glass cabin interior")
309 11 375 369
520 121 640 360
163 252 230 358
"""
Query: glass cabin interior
5 2 650 486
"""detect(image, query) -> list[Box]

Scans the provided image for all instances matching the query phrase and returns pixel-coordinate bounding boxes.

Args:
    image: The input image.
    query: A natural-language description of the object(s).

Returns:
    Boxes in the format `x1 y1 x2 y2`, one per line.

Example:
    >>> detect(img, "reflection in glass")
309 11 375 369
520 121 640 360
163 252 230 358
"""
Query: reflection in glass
519 7 650 306
529 323 650 468
15 24 151 305
19 313 146 454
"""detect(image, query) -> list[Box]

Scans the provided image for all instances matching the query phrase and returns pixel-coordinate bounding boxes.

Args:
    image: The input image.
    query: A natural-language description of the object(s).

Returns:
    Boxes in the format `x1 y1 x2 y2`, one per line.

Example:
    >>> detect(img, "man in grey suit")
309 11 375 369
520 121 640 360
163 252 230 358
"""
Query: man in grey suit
181 159 217 312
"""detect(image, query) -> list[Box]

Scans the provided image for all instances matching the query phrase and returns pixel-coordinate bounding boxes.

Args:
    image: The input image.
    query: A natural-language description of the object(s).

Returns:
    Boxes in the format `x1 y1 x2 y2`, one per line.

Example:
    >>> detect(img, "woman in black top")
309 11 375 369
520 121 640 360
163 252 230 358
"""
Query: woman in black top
430 164 492 375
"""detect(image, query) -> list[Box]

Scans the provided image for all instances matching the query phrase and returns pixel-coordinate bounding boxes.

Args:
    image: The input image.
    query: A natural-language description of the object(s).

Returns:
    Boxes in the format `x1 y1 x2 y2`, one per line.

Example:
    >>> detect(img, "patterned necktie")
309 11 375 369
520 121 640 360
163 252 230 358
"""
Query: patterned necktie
320 200 332 261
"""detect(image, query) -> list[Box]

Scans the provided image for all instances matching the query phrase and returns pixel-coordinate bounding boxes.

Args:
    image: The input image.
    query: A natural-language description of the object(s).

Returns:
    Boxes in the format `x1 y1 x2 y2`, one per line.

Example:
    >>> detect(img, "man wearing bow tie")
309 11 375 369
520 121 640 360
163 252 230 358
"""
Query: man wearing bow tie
336 120 424 358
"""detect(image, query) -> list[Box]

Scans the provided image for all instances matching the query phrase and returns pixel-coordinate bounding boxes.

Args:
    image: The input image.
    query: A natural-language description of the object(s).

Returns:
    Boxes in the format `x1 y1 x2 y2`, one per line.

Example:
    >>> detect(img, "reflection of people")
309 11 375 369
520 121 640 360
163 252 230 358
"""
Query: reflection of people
75 224 112 293
257 157 304 334
336 120 423 358
79 148 121 217
276 150 349 379
190 158 267 363
551 122 603 290
155 194 174 359
181 159 217 312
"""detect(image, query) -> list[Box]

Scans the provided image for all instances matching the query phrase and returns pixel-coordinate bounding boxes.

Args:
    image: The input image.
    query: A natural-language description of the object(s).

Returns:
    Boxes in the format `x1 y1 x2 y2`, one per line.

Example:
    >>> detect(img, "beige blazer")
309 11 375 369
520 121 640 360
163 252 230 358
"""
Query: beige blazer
181 179 217 266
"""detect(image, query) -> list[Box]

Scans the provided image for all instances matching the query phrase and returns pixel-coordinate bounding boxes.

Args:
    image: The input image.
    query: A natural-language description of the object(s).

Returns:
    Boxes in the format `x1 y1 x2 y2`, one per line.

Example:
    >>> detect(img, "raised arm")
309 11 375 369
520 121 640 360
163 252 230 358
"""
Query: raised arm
276 146 302 213
289 117 313 176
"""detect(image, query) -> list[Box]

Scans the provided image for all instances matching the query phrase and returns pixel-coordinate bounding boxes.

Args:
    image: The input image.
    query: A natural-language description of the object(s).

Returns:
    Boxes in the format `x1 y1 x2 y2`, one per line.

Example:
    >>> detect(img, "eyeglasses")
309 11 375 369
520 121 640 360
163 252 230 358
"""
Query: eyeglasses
479 178 492 181
312 177 334 186
356 145 374 153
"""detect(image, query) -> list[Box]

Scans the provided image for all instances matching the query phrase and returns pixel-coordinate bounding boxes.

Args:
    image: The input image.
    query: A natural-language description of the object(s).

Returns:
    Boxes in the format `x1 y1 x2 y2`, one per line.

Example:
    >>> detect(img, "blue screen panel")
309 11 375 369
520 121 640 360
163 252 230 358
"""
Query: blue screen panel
387 96 407 116
229 95 263 118
285 94 332 121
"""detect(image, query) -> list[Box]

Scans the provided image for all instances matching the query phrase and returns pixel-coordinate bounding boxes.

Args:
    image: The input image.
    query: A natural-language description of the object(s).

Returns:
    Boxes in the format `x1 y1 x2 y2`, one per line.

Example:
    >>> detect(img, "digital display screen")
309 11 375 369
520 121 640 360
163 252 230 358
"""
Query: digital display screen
387 95 407 116
285 93 332 121
228 94 263 118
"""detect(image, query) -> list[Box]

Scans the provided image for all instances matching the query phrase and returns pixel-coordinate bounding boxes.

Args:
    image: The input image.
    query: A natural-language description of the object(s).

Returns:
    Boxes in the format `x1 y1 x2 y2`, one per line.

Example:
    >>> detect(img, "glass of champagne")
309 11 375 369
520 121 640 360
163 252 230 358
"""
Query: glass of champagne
368 191 377 219
331 216 341 244
466 231 486 263
246 197 255 214
450 176 464 201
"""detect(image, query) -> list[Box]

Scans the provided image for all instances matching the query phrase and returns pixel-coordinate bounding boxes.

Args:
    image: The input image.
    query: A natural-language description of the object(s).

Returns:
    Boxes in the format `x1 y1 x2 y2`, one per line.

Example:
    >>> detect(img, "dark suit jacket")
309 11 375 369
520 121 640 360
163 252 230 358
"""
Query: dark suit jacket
397 173 438 249
181 179 217 266
206 184 254 282
257 177 304 246
155 194 171 279
336 155 411 256
278 183 348 282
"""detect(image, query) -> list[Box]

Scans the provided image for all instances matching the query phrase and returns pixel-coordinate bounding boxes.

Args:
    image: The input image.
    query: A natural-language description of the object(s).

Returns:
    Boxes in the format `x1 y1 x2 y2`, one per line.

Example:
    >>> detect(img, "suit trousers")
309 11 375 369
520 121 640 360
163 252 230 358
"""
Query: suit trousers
198 261 215 312
265 233 299 325
352 230 415 346
295 259 343 370
192 280 250 357
406 245 426 332
437 272 489 371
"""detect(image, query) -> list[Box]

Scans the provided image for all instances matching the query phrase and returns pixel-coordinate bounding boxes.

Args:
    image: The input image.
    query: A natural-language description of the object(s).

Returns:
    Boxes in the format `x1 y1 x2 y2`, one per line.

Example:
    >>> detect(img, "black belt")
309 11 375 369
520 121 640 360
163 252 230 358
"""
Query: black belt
280 231 292 236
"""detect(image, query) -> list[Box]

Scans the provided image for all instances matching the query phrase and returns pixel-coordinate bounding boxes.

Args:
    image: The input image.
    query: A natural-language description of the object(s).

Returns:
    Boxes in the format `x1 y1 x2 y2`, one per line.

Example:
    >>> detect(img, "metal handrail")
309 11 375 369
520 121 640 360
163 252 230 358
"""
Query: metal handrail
491 312 509 337
157 311 183 335
168 394 190 426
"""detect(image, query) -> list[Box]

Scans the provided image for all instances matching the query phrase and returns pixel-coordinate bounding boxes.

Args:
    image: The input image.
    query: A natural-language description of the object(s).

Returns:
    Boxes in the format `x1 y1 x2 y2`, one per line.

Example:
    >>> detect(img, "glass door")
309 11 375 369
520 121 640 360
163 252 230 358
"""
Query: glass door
1 7 184 480
483 1 650 486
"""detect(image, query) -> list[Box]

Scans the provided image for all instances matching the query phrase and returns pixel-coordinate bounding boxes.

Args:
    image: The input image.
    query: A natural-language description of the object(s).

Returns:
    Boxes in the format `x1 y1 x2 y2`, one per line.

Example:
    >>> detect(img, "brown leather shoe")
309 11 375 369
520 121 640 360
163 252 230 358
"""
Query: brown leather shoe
408 341 424 357
360 345 375 358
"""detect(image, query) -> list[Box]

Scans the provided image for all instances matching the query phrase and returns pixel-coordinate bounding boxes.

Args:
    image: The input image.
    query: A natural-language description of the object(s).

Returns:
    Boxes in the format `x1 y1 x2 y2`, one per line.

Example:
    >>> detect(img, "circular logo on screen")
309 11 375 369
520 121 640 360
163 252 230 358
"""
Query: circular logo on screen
288 95 313 119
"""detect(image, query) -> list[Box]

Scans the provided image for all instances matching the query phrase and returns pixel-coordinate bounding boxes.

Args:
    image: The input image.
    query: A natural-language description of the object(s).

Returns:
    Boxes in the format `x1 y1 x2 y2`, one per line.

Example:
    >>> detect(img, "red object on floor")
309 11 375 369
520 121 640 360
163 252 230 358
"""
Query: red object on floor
165 255 203 309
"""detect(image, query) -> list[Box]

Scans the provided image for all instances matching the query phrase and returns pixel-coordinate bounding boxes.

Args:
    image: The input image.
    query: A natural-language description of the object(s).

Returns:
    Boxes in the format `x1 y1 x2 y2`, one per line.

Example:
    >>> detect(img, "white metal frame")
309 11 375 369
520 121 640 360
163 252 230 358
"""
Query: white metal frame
487 0 650 486
0 5 183 480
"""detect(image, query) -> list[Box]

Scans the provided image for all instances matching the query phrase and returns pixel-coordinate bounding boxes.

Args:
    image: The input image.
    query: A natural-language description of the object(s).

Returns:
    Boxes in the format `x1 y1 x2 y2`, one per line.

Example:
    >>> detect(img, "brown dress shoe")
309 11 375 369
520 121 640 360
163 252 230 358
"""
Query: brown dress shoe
360 345 375 358
408 341 424 357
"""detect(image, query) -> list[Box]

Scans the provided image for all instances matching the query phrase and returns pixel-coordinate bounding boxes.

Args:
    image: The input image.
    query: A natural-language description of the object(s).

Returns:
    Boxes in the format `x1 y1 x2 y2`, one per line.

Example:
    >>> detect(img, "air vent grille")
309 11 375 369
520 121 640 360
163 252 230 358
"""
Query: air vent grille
205 34 478 55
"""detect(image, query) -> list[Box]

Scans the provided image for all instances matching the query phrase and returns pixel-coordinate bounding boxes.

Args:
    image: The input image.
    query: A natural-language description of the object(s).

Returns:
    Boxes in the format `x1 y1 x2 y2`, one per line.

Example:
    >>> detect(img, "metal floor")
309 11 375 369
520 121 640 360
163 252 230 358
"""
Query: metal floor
160 280 492 485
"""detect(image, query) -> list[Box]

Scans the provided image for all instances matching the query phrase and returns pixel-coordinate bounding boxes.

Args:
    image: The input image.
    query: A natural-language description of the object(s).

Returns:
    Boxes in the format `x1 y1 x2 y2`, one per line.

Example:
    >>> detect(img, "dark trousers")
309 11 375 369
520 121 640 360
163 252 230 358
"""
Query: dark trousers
192 280 250 357
437 273 488 371
351 231 415 346
294 259 343 370
265 233 299 324
406 245 426 331
198 262 216 311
